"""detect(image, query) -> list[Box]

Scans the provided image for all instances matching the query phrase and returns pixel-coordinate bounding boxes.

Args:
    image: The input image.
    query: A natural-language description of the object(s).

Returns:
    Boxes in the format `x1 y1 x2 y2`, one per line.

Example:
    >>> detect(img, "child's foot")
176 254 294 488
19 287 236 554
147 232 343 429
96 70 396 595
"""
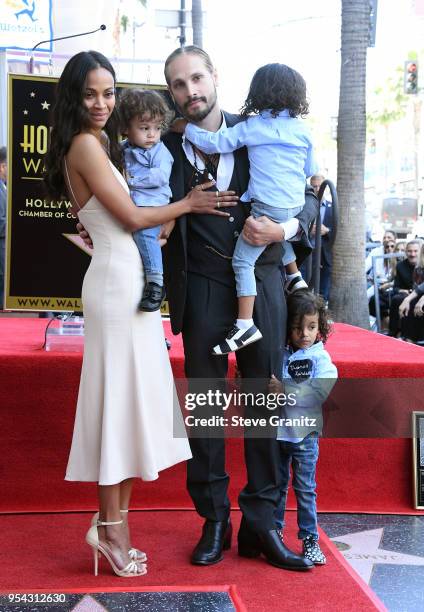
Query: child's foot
284 274 308 295
138 282 165 312
212 323 262 355
302 535 326 565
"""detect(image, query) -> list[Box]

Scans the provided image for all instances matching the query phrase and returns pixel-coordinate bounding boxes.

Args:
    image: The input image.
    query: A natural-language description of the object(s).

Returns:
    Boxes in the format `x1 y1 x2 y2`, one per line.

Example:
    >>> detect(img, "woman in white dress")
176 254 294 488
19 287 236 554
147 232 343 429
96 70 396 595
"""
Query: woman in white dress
44 51 237 578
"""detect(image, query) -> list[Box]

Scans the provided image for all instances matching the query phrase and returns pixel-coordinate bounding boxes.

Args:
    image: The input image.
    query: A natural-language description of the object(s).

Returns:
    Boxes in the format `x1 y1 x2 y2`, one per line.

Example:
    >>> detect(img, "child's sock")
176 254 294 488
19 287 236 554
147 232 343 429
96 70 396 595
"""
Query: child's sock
236 318 254 329
286 272 302 281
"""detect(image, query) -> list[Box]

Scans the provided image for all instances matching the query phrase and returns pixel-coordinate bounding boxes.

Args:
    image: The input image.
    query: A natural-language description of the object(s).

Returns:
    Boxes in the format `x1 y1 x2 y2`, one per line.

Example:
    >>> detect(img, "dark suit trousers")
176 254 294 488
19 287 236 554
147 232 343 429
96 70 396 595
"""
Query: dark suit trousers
182 268 285 532
389 293 407 336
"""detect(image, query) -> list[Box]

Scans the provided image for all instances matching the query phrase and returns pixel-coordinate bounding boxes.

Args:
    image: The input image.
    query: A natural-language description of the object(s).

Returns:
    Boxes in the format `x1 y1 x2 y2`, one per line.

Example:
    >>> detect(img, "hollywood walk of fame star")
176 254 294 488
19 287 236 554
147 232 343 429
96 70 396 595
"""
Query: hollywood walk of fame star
332 527 424 584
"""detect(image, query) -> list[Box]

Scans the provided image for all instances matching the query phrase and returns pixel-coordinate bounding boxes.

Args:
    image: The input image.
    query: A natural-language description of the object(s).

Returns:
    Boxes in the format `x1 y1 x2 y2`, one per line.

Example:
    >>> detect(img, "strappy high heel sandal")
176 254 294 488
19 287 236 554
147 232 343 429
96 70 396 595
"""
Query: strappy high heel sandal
91 510 147 562
86 519 147 577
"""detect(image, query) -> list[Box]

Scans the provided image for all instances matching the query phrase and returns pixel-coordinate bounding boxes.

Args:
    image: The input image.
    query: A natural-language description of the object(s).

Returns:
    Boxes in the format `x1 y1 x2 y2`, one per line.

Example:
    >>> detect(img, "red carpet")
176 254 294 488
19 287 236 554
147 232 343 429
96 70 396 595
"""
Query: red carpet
1 317 424 515
0 510 385 611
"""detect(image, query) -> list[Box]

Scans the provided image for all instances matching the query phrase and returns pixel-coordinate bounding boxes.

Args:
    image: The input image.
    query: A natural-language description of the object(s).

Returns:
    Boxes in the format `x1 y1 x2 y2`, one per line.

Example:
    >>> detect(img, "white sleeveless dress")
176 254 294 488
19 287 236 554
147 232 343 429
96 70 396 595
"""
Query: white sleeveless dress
65 163 191 485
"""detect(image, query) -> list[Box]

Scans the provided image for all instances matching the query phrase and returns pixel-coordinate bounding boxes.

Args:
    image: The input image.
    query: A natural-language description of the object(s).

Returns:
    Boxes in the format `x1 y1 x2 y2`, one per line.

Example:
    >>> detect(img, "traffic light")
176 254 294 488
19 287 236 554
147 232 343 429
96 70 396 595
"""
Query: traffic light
404 61 418 94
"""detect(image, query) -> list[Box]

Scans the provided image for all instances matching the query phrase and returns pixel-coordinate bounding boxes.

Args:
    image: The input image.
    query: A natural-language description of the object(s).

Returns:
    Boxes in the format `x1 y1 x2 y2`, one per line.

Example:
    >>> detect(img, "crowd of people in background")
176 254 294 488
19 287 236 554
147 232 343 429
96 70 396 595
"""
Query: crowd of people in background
366 228 424 344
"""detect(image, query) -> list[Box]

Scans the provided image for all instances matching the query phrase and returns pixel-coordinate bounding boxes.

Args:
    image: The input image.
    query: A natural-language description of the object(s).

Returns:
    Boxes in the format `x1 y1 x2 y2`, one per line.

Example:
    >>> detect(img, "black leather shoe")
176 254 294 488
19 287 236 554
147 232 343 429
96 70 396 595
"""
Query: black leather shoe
138 282 165 312
191 518 232 565
238 524 313 571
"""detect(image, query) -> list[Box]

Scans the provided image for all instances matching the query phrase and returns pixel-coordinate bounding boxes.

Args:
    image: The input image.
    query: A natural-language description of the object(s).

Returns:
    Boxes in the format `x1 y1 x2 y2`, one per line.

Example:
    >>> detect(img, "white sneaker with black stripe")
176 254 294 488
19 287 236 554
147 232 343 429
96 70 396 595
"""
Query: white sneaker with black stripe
212 323 263 355
284 274 308 295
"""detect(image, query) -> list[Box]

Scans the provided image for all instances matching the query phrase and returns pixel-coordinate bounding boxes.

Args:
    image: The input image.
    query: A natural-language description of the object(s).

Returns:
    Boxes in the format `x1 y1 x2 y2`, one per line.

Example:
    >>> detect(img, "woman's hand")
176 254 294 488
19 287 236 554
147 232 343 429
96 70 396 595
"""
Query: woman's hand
170 117 188 133
76 222 93 248
186 181 238 216
414 295 424 317
399 294 413 318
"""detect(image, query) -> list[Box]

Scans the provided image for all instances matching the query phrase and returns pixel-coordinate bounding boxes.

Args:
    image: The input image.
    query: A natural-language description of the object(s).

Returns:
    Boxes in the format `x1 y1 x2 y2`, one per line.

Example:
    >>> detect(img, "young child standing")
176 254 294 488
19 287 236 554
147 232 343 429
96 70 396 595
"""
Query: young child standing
120 88 174 311
184 63 318 355
269 290 337 565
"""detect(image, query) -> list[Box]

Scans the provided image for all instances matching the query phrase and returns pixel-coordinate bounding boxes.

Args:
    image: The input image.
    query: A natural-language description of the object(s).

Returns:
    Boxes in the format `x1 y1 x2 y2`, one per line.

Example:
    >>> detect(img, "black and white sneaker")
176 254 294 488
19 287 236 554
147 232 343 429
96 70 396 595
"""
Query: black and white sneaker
212 324 263 355
284 274 308 295
302 535 326 565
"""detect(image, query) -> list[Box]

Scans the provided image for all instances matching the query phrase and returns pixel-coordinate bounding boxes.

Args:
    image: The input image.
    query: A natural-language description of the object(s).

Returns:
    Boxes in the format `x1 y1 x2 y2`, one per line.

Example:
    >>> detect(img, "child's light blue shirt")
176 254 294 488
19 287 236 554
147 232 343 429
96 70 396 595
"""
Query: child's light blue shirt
185 109 318 209
122 140 173 207
277 341 338 442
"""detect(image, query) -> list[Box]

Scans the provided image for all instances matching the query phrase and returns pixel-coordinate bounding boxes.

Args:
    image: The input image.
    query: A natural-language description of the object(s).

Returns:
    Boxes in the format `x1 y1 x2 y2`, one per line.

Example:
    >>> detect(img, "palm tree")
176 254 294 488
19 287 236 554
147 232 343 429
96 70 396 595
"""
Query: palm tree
191 0 203 48
330 0 370 327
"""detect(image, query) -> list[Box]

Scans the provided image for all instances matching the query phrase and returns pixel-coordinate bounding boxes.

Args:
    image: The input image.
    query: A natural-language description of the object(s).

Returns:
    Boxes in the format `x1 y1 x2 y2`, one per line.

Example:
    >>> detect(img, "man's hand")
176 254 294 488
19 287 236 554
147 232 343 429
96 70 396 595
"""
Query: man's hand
76 222 93 249
242 215 284 246
268 374 284 395
158 219 175 247
311 223 330 237
399 295 412 318
414 295 424 317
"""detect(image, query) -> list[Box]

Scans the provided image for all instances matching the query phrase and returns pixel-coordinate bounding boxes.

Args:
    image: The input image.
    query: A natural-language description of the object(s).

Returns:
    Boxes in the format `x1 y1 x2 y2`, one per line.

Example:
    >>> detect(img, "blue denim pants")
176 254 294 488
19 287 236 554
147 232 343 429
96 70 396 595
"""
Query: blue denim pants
232 201 303 297
275 433 319 540
133 225 163 285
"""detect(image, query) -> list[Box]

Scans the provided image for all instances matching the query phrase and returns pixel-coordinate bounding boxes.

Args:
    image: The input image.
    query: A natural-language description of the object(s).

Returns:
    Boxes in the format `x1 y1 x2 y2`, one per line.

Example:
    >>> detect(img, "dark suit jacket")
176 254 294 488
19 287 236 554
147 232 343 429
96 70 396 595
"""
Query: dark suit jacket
162 112 318 334
394 259 415 292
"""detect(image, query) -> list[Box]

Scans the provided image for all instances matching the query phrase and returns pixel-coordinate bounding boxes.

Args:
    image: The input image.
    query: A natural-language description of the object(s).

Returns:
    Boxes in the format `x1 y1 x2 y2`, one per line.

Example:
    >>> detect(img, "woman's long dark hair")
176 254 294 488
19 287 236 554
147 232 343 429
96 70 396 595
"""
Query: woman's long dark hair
44 50 122 201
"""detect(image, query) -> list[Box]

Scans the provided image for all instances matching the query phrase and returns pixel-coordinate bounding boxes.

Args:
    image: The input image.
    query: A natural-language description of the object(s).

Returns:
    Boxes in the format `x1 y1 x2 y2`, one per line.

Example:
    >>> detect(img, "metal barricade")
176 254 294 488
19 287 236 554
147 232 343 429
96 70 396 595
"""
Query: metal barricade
308 180 339 294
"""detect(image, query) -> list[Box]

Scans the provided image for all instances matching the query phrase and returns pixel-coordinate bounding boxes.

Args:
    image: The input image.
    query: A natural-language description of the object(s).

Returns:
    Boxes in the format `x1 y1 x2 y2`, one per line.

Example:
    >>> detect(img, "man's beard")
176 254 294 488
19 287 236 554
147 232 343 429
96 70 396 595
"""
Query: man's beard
180 88 218 123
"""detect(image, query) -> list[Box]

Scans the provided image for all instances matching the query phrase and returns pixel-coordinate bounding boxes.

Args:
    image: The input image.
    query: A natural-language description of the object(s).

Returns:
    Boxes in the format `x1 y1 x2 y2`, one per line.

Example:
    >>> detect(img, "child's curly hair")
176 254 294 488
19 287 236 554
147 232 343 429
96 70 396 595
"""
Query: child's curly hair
119 88 174 133
287 290 332 344
240 63 309 119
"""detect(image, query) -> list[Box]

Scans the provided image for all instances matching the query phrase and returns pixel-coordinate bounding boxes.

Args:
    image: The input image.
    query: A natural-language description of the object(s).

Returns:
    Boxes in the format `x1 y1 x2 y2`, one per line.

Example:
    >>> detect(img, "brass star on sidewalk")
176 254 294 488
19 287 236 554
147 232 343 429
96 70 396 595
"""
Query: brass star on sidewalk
333 528 424 584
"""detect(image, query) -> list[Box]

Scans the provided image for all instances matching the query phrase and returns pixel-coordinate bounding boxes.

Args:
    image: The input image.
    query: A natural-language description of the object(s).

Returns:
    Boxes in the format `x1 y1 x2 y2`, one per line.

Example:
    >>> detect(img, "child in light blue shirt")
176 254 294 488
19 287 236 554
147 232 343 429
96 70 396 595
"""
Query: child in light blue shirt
120 88 174 312
185 63 318 355
269 290 337 565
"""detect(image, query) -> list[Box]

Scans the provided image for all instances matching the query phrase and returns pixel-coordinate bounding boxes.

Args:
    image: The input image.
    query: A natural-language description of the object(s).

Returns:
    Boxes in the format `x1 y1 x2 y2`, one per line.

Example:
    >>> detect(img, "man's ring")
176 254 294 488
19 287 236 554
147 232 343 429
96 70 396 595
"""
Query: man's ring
217 201 220 209
216 191 219 198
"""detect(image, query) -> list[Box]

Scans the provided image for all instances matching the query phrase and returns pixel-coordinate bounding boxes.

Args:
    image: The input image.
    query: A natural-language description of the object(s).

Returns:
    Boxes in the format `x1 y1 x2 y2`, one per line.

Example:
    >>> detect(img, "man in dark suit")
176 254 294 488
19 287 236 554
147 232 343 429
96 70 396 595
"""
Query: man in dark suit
388 239 421 337
310 174 334 301
0 147 7 310
161 47 318 570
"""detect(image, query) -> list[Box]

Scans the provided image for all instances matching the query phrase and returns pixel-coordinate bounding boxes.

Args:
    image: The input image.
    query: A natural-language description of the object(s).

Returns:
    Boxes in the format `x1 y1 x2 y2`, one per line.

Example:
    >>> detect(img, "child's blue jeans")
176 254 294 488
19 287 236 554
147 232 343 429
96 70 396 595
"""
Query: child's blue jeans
233 201 303 297
275 433 319 540
133 225 163 285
